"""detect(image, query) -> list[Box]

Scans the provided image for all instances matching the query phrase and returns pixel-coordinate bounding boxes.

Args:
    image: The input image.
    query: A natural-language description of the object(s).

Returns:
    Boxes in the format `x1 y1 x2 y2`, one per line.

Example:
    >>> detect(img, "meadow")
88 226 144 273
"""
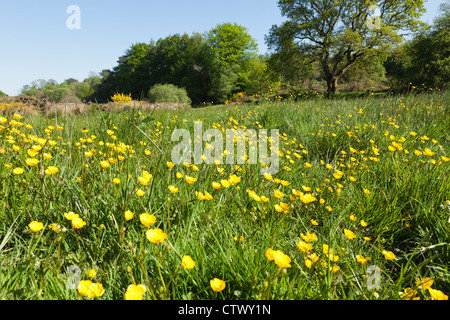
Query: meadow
0 91 449 300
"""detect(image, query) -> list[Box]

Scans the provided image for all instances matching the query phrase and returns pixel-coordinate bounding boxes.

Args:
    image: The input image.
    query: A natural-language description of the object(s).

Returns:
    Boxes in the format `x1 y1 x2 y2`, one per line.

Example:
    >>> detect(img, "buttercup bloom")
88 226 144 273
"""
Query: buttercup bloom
382 250 396 260
210 278 226 292
124 210 134 221
139 213 156 227
28 221 44 232
77 280 105 298
124 284 147 300
146 228 167 243
72 217 86 229
181 255 196 269
13 167 24 175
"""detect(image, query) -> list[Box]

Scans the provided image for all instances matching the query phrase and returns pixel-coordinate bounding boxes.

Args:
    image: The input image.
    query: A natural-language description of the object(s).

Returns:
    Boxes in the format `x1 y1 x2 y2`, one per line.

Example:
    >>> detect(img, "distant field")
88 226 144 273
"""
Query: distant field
0 91 449 300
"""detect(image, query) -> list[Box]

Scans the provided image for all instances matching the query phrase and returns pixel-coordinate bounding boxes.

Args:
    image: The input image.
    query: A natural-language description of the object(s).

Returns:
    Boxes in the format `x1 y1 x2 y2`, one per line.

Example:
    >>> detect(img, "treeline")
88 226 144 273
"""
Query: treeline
16 2 449 106
385 3 449 90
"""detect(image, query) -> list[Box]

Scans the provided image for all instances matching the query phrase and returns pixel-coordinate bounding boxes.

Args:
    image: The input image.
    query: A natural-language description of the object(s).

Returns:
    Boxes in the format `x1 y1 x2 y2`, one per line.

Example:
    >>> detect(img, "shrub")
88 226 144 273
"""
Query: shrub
111 93 132 104
147 84 191 105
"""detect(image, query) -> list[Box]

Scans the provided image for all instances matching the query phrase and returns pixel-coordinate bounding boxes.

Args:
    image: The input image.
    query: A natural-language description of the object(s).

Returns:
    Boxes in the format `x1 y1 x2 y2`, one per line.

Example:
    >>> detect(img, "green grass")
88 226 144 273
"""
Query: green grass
0 91 449 300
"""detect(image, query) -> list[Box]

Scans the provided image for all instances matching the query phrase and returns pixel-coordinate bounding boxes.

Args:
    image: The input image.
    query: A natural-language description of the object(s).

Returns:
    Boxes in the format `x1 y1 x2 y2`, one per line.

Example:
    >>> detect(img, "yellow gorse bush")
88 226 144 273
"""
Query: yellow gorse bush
111 92 132 104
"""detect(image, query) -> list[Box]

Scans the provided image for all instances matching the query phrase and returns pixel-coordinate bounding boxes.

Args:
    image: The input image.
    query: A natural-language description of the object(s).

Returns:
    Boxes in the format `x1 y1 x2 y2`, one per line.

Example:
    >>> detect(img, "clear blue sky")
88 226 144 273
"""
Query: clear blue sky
0 0 446 96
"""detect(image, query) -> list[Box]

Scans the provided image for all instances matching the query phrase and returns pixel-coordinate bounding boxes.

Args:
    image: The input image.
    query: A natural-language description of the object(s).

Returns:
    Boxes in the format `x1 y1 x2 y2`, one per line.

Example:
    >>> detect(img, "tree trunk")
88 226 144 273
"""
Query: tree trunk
326 77 339 97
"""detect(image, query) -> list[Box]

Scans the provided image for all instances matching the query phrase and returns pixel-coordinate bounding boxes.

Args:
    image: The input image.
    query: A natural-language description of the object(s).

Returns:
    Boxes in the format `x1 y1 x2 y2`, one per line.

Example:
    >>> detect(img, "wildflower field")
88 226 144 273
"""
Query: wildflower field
0 91 449 300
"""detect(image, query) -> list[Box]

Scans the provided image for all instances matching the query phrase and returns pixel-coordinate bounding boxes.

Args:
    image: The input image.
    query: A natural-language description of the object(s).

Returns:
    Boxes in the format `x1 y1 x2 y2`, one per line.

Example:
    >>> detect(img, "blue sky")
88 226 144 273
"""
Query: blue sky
0 0 446 96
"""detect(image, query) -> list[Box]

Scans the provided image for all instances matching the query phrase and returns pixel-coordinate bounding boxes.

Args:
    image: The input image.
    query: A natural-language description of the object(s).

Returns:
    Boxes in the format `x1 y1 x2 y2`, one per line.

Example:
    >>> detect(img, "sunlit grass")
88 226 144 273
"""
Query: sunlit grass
0 91 448 300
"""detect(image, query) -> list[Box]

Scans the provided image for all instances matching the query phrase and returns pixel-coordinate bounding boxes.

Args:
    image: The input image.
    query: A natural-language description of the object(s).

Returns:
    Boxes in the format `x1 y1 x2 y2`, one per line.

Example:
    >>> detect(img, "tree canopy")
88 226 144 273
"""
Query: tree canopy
266 0 426 96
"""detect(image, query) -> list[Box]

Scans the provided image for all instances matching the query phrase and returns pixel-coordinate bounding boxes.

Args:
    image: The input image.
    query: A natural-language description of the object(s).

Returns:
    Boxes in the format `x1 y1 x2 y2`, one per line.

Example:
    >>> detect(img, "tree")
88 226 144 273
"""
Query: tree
245 55 281 95
111 42 153 98
206 23 258 92
266 0 426 96
385 2 450 89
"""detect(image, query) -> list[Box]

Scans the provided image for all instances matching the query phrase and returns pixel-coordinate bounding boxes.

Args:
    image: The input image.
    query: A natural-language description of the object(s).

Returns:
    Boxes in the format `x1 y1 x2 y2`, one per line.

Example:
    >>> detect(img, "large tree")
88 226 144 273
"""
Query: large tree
206 23 258 92
266 0 426 96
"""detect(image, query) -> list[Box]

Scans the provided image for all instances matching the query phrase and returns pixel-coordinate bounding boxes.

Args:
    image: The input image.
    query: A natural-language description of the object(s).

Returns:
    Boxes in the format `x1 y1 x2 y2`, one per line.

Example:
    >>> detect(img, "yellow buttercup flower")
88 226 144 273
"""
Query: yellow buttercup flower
44 166 59 175
43 153 52 160
64 212 79 220
167 161 175 169
146 228 167 243
356 254 371 265
25 158 39 166
138 171 153 185
13 167 24 175
139 213 156 227
27 149 38 157
136 188 145 197
124 284 147 300
300 232 317 242
263 173 273 180
181 255 196 269
185 175 197 184
168 185 179 193
28 221 44 232
229 174 241 184
100 161 110 168
72 217 86 229
271 250 292 268
428 288 448 300
304 259 313 269
344 229 357 240
296 241 313 252
210 278 226 292
265 248 275 261
273 189 285 199
333 170 344 179
220 179 231 188
124 210 134 221
416 277 433 290
382 250 396 260
77 280 105 298
300 193 316 204
88 269 97 278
